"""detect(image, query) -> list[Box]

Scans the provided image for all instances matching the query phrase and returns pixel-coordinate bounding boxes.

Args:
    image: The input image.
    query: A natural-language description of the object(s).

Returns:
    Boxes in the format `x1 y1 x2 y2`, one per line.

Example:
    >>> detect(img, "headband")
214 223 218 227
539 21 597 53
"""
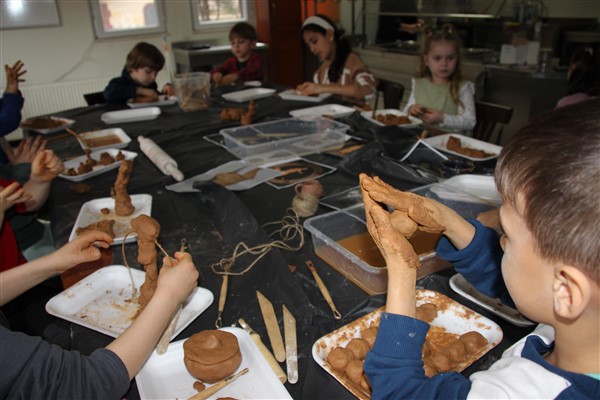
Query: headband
302 16 335 32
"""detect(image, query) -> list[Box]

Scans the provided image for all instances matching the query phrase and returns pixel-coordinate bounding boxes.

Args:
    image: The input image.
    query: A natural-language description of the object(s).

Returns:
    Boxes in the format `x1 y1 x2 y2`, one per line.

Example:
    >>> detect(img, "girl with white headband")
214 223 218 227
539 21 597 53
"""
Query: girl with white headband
297 14 376 102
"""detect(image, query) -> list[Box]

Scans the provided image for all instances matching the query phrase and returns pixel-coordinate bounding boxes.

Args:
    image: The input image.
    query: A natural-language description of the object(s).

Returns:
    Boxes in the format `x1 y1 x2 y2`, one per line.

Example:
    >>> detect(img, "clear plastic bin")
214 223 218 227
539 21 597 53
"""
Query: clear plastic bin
220 117 349 159
304 181 498 295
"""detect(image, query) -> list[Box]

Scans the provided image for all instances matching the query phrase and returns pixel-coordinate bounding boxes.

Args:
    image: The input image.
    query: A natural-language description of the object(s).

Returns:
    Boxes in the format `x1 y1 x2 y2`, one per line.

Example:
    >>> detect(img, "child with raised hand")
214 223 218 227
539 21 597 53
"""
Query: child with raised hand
297 14 376 102
211 22 264 86
1 60 27 164
404 24 475 132
360 98 600 399
104 42 175 104
0 231 200 399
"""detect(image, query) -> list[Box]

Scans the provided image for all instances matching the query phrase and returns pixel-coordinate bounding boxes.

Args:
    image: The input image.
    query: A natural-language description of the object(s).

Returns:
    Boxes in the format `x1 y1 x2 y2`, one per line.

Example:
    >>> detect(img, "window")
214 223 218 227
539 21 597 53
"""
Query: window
191 0 248 31
89 0 166 39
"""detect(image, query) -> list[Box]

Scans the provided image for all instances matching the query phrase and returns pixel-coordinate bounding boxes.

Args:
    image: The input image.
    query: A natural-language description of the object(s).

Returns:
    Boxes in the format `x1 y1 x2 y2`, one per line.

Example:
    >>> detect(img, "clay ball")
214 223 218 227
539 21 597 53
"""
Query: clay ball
416 303 439 323
183 330 242 383
327 346 354 372
361 326 379 348
459 331 488 354
445 339 468 363
345 359 364 385
427 351 452 372
345 338 370 360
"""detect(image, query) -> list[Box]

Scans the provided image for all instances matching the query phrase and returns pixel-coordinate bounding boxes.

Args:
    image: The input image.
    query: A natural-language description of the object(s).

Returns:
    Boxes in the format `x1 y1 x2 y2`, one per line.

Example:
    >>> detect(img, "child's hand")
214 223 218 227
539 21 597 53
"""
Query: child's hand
0 182 31 213
48 231 113 273
221 73 239 86
136 88 159 102
360 174 445 234
212 73 223 86
421 108 444 125
162 84 175 97
156 252 199 306
4 60 26 94
30 150 64 183
296 82 321 96
9 136 46 165
361 176 420 270
407 104 427 118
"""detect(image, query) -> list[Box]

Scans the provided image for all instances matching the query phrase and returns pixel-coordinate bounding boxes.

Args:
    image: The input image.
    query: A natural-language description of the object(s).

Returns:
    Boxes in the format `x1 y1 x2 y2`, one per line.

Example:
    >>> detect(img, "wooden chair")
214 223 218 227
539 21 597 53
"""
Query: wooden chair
472 101 514 144
83 91 106 106
376 78 405 109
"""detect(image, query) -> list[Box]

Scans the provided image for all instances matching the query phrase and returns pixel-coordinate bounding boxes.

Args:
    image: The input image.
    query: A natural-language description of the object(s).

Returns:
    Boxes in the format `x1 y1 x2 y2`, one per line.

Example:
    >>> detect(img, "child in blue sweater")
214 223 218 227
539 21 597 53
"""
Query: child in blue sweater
360 98 600 399
104 42 174 104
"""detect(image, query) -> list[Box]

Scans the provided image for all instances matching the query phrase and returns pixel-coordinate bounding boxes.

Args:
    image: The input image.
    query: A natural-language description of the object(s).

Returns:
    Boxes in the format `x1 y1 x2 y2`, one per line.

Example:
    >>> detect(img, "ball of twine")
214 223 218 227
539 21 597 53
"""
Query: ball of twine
292 192 319 217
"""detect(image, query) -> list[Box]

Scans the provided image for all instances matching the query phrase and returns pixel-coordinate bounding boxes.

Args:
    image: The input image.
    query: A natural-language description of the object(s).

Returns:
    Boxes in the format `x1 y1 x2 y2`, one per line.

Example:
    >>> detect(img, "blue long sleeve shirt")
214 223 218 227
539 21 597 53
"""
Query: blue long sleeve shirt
364 220 600 399
103 68 159 104
0 92 25 164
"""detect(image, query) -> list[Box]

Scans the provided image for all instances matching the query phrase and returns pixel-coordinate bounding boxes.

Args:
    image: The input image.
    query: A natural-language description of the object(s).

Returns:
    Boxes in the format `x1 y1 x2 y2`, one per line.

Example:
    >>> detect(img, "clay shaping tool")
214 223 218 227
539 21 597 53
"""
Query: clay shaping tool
215 274 228 328
156 238 188 354
306 261 342 319
282 305 298 384
238 318 287 384
66 128 94 162
186 367 249 400
256 290 286 362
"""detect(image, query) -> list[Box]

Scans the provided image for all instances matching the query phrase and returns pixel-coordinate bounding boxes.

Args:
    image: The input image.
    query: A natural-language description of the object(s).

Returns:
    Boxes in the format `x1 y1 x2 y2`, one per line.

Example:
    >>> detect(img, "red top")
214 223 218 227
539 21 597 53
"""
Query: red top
0 178 27 271
211 52 264 83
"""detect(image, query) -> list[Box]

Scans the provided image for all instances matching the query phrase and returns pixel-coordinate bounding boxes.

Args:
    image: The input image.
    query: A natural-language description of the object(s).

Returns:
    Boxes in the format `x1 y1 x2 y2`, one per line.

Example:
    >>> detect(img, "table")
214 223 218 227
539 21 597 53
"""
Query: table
39 86 535 399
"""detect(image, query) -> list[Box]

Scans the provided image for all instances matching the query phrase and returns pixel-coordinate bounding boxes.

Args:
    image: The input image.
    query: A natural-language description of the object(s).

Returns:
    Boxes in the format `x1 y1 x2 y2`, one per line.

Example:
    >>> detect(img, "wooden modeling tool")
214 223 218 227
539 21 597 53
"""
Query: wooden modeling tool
256 290 286 362
187 368 249 400
283 305 298 384
306 261 342 319
238 318 286 383
156 238 188 354
215 274 228 328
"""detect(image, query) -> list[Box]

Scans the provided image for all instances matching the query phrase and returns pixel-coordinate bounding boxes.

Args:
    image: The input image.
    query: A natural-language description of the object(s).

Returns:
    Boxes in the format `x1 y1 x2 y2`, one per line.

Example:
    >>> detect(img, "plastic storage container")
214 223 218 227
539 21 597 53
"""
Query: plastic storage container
304 181 499 295
173 72 210 111
220 117 349 159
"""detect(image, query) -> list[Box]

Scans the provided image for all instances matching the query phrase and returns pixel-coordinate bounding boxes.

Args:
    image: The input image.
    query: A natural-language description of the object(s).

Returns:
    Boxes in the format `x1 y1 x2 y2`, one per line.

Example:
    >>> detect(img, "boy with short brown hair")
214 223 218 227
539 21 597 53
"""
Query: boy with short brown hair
104 41 174 104
361 99 600 399
211 22 264 86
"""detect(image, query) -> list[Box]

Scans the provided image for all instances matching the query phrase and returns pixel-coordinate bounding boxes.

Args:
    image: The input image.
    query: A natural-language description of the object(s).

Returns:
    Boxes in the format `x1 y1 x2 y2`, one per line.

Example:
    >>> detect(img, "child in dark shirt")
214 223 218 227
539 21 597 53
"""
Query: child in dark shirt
360 99 600 399
104 42 175 104
211 22 264 86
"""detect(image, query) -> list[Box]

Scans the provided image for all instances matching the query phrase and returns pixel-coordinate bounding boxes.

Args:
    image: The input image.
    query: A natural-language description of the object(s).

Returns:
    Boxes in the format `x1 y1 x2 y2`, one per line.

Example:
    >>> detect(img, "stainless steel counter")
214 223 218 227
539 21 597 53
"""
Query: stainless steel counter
173 41 269 74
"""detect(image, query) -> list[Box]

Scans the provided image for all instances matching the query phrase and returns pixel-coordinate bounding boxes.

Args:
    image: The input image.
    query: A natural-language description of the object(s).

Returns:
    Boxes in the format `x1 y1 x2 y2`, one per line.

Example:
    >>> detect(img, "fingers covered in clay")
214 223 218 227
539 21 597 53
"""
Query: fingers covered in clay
360 173 445 234
368 204 420 269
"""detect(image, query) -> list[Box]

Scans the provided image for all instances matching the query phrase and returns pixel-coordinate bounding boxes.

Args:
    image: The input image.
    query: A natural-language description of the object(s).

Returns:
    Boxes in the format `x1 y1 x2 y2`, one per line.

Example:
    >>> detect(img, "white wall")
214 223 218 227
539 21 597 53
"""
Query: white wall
0 0 243 89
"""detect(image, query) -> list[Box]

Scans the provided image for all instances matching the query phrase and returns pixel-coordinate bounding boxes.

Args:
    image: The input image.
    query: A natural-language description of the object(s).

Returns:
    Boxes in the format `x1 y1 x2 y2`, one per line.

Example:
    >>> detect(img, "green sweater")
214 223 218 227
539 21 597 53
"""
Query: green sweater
414 77 465 115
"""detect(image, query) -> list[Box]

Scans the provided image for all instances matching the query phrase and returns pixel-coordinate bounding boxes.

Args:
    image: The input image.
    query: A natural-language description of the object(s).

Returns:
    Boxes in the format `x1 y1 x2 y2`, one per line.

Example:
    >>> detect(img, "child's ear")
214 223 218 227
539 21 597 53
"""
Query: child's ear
552 265 591 320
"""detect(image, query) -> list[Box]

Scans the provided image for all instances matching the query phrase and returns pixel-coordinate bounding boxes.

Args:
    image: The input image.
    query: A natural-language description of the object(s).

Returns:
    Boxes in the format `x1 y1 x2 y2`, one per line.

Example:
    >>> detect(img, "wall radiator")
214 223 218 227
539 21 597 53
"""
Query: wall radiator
19 78 110 120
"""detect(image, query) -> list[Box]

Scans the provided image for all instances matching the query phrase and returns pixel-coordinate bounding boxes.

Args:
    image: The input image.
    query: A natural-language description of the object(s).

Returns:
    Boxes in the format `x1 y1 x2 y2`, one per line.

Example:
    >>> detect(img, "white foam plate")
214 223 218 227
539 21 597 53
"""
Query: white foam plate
450 274 534 327
424 134 502 162
312 289 503 400
244 80 262 87
222 88 276 102
101 107 161 124
290 104 355 120
166 160 283 193
68 194 152 246
278 89 332 103
46 265 213 339
136 327 292 399
21 116 76 135
361 109 422 127
127 96 178 108
430 175 502 205
78 128 131 152
58 149 138 182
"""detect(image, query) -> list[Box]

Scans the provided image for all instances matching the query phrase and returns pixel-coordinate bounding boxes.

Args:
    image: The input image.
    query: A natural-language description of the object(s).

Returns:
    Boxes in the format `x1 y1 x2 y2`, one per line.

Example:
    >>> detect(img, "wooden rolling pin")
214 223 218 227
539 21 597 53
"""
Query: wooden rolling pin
187 368 249 400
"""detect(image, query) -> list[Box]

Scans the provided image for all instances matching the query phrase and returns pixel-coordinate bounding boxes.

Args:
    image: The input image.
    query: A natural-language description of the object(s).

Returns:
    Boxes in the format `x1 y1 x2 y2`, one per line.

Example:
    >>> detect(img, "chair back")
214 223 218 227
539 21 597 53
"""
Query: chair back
473 101 513 144
83 91 106 106
377 79 405 109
